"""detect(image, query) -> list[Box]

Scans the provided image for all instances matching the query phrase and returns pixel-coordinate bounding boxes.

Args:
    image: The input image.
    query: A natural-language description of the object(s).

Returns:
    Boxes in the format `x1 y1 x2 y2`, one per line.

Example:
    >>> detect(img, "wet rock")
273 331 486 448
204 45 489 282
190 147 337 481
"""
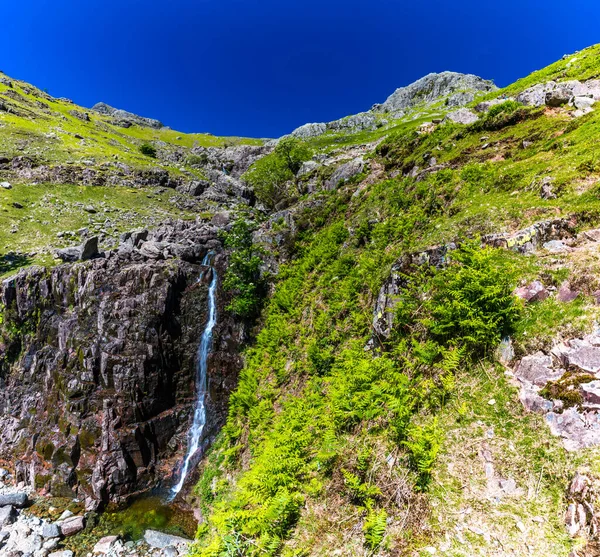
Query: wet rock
514 281 549 303
59 516 84 537
0 494 28 508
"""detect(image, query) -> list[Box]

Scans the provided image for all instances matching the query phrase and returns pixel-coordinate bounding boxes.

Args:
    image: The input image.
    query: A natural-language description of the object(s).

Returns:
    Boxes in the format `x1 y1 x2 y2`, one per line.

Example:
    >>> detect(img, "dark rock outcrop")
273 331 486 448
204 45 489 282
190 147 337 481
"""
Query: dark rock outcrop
0 221 244 505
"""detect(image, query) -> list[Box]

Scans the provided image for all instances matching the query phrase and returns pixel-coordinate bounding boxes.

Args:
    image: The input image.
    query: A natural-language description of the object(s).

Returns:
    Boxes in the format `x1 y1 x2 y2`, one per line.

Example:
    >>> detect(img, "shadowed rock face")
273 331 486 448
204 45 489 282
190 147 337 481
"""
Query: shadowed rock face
0 223 243 507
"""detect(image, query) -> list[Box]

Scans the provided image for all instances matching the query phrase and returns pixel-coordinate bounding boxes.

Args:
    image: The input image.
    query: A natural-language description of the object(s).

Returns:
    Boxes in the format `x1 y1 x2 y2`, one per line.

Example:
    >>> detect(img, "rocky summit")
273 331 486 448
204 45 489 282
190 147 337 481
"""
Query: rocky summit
5 42 600 557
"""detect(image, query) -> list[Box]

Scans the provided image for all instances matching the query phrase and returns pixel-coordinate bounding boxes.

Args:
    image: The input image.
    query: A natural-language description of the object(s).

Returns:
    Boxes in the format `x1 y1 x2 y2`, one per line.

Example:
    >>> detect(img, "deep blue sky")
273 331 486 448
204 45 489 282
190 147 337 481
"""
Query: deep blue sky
2 1 599 138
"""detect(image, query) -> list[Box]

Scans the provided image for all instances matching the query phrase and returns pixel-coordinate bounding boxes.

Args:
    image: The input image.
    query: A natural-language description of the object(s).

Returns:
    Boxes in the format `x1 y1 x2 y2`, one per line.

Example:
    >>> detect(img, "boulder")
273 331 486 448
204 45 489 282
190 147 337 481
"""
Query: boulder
557 282 580 303
546 87 572 107
49 552 74 557
474 98 506 113
516 82 556 107
0 181 11 189
56 236 99 262
41 522 61 539
144 529 192 550
93 535 120 554
580 381 600 405
563 342 600 374
513 352 562 387
0 505 16 527
80 236 99 261
60 516 85 537
572 96 595 111
445 108 478 125
0 493 28 508
514 281 549 303
543 240 570 253
325 158 364 190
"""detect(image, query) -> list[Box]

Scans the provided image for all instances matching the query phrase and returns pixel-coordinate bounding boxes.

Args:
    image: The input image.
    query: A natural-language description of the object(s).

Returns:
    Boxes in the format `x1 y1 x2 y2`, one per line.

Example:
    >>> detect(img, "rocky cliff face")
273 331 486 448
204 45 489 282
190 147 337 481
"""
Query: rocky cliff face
0 220 243 508
375 71 497 114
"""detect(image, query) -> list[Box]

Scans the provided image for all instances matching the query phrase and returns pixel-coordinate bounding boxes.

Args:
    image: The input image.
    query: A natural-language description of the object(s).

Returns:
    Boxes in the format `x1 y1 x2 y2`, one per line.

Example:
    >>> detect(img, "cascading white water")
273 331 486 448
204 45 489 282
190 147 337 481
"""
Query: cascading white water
170 252 218 497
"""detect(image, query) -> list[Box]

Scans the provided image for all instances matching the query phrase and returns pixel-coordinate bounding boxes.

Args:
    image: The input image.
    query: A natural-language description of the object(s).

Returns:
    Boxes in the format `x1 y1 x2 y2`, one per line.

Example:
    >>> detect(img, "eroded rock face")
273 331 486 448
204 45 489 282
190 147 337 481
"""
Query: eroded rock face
512 334 600 451
0 222 243 505
377 72 496 114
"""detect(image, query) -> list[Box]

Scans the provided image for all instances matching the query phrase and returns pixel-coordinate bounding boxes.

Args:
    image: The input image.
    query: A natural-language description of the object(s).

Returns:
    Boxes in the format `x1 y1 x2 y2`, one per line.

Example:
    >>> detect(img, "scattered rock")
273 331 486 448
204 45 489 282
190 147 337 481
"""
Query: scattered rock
41 522 60 539
143 529 191 550
546 87 573 107
514 281 549 303
0 493 28 508
445 108 479 125
0 505 16 527
93 535 120 553
540 177 557 200
60 515 85 537
558 281 580 303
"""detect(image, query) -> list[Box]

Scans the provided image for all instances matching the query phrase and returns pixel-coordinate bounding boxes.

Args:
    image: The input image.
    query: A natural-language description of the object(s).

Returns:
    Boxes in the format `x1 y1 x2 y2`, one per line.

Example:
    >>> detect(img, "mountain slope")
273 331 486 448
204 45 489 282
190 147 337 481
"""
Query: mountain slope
188 44 600 557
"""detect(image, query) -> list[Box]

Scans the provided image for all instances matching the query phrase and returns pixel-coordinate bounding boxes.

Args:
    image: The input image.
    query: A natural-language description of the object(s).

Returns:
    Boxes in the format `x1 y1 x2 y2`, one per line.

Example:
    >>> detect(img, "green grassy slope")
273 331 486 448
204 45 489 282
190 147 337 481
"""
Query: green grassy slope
0 71 263 276
189 47 600 557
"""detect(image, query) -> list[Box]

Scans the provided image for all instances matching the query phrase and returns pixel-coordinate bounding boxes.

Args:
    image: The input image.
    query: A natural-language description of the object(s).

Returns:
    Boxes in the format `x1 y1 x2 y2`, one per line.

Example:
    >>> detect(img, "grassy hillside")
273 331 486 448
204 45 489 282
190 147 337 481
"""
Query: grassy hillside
189 47 600 556
0 71 263 276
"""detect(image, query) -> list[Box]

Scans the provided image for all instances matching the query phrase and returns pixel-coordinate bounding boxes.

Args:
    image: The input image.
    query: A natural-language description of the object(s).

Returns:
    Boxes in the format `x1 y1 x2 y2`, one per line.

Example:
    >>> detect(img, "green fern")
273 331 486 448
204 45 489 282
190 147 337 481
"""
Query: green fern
363 504 387 550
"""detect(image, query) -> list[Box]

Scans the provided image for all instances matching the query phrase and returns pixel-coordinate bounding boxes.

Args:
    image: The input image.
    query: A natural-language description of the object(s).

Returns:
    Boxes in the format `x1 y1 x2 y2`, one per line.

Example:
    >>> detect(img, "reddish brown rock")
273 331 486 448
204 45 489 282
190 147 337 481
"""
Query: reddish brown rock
514 281 549 303
558 281 580 303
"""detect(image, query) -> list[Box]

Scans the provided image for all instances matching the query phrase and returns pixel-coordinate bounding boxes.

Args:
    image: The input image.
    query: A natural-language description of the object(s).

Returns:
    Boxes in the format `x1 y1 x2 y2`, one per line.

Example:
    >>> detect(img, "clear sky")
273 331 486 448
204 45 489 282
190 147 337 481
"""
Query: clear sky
2 1 599 138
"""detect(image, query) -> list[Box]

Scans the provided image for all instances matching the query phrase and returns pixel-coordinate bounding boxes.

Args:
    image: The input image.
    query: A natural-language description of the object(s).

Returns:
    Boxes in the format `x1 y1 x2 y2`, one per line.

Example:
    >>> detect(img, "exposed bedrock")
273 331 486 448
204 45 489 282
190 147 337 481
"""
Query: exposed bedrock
0 222 243 508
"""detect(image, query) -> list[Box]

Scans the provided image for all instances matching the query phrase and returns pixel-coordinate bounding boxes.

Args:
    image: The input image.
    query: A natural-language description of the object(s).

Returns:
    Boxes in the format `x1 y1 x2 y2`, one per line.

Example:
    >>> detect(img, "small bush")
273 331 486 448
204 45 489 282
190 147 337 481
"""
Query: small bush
139 143 157 158
221 218 267 320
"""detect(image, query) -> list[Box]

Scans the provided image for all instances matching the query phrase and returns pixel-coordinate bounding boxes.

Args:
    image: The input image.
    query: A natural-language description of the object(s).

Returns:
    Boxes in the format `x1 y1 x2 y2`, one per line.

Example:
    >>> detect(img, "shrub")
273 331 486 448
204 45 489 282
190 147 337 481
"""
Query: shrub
243 137 313 209
221 218 267 320
139 143 157 158
425 244 521 356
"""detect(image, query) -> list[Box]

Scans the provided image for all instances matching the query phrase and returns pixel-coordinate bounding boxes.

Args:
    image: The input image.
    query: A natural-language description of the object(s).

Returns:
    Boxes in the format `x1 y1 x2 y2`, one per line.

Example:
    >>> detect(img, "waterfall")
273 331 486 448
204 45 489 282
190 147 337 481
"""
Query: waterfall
170 252 218 497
